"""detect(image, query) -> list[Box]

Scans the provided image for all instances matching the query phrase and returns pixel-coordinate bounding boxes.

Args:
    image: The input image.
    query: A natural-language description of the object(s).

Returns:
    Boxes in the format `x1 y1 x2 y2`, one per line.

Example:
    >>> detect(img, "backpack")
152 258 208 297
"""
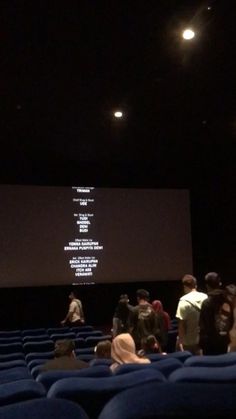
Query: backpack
214 297 233 337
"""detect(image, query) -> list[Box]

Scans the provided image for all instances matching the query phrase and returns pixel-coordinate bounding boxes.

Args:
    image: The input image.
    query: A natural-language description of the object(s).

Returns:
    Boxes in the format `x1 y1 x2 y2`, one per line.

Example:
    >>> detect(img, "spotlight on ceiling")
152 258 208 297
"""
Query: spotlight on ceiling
182 29 195 40
114 111 123 118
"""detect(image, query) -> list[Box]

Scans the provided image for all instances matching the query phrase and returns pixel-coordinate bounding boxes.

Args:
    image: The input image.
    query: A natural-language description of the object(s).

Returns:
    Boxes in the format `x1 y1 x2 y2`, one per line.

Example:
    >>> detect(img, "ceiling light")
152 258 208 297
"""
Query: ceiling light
182 29 195 40
114 111 123 118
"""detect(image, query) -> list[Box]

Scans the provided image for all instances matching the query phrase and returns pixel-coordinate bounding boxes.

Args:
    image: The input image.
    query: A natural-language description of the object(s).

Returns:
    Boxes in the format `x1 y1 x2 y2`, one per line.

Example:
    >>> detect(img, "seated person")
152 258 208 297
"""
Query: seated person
41 339 88 371
139 335 163 355
110 333 150 372
94 340 112 359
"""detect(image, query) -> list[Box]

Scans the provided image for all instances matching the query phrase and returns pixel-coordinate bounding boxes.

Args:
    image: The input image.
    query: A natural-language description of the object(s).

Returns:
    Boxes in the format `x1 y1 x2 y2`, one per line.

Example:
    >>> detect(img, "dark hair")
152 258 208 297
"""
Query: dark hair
182 274 197 289
95 340 111 358
205 272 221 289
70 290 78 298
54 339 75 357
141 335 161 353
136 289 150 300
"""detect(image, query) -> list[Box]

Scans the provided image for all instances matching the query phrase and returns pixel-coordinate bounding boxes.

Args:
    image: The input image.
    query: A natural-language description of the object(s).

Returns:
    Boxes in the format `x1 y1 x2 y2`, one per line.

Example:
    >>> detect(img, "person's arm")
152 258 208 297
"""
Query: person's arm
176 301 186 351
61 302 74 325
77 300 85 323
177 320 185 351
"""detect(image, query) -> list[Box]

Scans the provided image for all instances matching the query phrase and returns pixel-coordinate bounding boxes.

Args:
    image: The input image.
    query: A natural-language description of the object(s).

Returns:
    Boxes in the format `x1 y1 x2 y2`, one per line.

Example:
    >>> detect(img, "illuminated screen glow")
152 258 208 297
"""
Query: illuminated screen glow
0 185 192 287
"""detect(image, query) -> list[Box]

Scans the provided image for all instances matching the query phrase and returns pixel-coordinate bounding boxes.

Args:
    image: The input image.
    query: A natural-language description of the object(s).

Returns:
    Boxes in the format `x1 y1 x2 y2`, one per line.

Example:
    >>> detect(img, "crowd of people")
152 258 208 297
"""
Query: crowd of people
47 272 236 373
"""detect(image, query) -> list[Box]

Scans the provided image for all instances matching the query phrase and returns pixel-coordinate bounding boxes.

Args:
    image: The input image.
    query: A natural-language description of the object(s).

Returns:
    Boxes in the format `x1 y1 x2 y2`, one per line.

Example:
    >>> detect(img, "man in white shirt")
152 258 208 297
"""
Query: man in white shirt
61 291 85 327
176 275 207 354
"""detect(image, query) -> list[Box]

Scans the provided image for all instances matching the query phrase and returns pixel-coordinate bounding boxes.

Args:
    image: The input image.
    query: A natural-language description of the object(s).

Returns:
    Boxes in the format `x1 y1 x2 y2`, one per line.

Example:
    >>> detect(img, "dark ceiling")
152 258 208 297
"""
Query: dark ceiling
0 0 235 188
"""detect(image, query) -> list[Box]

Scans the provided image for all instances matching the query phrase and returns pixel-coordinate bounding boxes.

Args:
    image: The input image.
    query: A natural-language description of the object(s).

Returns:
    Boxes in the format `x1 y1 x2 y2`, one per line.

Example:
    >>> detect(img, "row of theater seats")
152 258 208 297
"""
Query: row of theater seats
1 349 236 415
0 326 112 355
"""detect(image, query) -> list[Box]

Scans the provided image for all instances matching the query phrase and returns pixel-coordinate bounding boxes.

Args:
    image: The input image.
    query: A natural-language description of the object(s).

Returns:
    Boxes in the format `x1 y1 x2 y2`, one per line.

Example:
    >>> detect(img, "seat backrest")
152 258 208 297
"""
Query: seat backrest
184 352 236 367
75 347 95 355
70 326 93 333
90 359 113 367
0 337 22 344
77 331 103 339
98 382 236 419
23 340 54 354
23 335 50 343
0 379 45 407
37 365 112 391
169 364 236 383
0 360 27 371
25 351 54 363
0 343 23 355
22 329 46 337
74 338 85 349
0 331 21 338
47 328 69 335
0 353 25 362
0 367 31 385
47 369 165 418
0 397 89 419
50 333 76 341
114 358 182 377
85 335 112 347
27 359 49 372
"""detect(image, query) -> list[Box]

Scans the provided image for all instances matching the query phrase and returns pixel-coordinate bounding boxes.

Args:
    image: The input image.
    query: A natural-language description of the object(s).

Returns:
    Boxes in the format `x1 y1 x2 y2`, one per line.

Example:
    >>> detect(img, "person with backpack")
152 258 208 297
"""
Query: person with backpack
61 290 85 327
176 275 208 354
129 289 164 349
199 272 233 355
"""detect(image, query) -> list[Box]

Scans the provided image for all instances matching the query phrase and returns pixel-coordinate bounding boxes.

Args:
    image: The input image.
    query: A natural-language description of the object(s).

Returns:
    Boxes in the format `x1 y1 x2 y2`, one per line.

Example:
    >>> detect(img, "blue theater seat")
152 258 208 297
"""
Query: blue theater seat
169 364 236 383
50 332 76 341
184 352 236 367
0 398 89 419
90 358 113 367
27 359 48 372
114 358 182 377
47 369 165 418
77 331 103 339
0 360 27 371
47 327 69 335
23 340 54 354
22 329 46 337
75 347 95 355
0 353 25 362
98 382 236 419
37 365 112 391
23 335 49 343
0 343 23 355
25 351 54 363
0 337 22 344
0 367 32 385
85 335 112 347
147 351 192 363
70 326 93 333
74 338 85 349
0 331 21 338
0 380 45 407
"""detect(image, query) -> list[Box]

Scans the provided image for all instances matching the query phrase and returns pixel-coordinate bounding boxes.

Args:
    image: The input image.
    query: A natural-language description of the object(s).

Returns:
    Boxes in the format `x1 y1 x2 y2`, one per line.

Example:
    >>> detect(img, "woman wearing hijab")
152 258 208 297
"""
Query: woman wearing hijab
110 333 150 372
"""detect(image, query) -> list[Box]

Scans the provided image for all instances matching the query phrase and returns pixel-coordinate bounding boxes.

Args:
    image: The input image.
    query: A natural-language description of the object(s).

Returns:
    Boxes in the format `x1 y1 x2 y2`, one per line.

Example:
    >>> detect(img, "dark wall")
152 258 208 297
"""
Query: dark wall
0 280 185 330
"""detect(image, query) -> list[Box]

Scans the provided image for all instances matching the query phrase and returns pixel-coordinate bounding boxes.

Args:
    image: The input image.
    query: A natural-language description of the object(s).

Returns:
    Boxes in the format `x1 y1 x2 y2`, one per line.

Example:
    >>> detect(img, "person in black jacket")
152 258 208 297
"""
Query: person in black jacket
129 289 165 350
199 272 233 355
112 294 133 337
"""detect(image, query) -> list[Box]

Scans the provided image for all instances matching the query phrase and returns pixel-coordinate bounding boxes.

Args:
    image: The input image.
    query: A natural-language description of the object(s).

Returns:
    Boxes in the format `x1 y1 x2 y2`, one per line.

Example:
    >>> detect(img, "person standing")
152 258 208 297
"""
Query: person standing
176 275 207 354
112 294 133 337
199 273 233 355
129 289 164 349
61 291 85 327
